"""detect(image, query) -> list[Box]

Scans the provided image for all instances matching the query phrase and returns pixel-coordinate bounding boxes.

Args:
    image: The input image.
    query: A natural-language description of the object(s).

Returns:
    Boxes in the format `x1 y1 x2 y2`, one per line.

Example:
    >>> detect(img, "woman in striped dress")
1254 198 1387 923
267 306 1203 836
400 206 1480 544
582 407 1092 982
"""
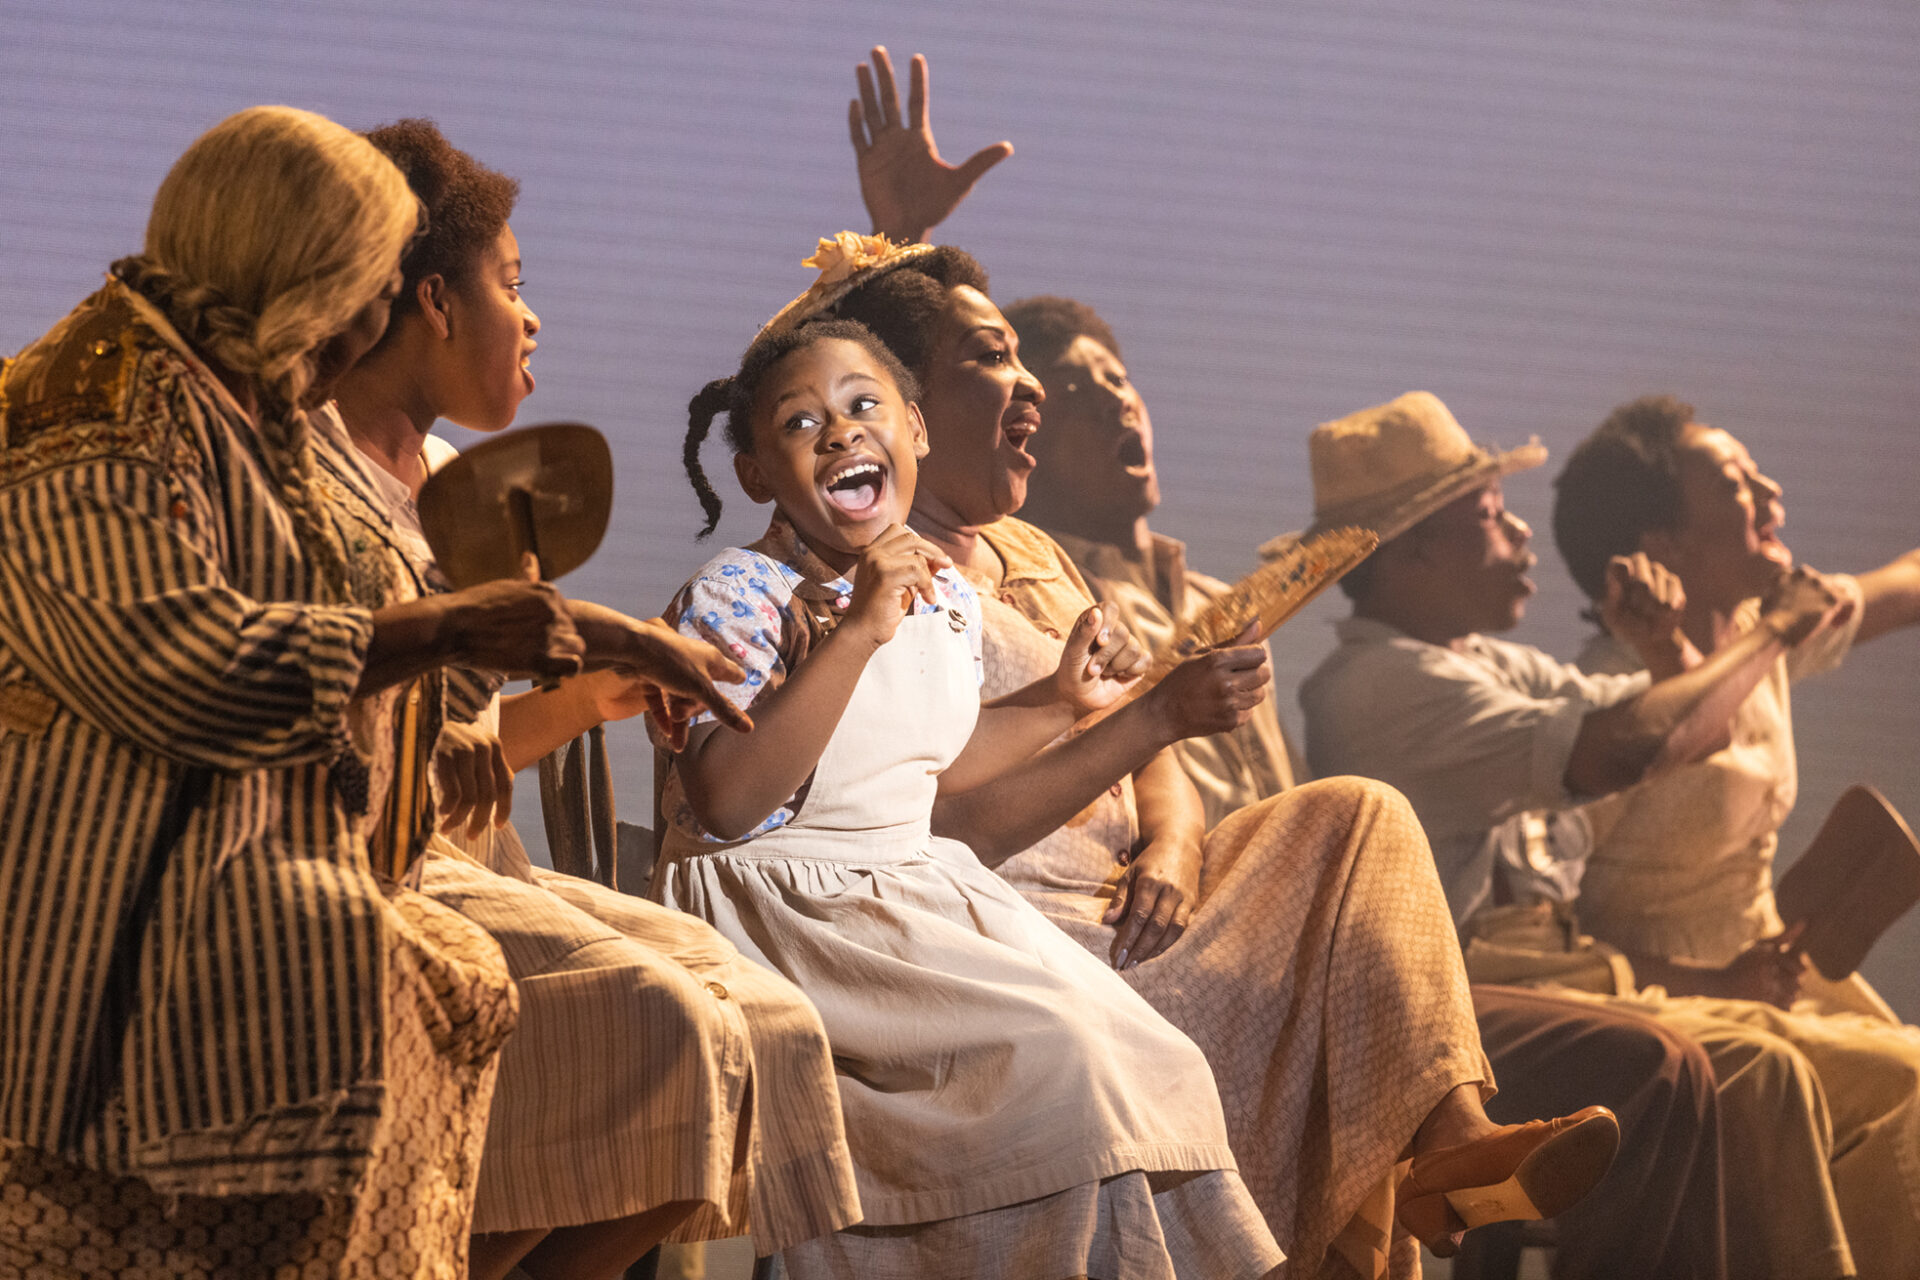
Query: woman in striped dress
0 106 583 1279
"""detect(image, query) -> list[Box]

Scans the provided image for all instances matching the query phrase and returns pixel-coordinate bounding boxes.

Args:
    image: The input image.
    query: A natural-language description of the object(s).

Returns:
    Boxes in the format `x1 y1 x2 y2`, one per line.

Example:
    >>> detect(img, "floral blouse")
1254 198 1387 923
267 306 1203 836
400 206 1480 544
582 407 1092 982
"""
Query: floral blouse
659 513 982 842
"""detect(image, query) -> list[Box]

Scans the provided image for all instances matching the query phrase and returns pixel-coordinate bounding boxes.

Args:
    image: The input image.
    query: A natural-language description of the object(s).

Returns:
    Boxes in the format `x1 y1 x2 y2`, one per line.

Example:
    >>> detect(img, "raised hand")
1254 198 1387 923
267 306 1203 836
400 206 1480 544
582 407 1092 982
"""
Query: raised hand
433 718 514 837
850 46 1013 244
1599 553 1695 676
1141 622 1271 743
1053 604 1148 715
843 523 953 647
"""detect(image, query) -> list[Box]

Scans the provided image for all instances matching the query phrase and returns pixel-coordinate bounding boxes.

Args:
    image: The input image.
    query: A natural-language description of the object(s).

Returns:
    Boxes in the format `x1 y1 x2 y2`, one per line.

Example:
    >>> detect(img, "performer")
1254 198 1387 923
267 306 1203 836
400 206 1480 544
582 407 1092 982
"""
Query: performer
1000 293 1299 824
1554 394 1920 1001
1299 388 1911 1277
663 298 1290 1279
325 118 860 1280
0 106 579 1277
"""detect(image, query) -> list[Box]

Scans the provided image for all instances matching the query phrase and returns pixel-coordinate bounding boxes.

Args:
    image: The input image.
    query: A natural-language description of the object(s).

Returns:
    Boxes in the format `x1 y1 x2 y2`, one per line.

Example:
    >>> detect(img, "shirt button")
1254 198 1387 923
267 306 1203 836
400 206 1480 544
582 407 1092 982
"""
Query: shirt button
1115 848 1131 866
1108 782 1124 797
705 980 730 1000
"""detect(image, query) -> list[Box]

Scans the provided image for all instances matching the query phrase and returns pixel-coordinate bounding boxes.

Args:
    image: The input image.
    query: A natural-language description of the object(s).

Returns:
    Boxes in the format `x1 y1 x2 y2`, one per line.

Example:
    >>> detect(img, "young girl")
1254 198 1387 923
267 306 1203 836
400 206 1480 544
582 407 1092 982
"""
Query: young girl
661 310 1286 1279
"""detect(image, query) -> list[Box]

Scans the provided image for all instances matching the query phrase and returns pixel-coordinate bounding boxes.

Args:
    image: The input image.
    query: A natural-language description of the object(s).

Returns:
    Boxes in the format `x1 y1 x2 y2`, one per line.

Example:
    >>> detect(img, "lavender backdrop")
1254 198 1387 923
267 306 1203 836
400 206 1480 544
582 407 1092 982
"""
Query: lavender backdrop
5 0 1917 1015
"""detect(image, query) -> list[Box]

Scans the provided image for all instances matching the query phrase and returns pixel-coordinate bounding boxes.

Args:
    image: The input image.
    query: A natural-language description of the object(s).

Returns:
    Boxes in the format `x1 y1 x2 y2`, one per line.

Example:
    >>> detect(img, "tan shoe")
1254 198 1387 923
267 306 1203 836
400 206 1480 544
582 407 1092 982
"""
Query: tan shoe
1396 1106 1620 1256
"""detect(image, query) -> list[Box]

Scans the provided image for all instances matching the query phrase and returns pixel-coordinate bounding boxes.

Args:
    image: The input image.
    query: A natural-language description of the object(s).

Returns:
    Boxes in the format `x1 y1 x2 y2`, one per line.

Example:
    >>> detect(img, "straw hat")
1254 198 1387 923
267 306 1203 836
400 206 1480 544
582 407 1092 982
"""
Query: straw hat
1260 391 1546 559
757 231 939 340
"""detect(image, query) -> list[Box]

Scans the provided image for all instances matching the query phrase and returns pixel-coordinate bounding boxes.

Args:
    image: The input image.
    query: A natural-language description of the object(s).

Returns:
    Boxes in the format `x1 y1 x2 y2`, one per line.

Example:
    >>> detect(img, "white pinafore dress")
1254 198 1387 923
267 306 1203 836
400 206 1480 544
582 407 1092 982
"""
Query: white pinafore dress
654 604 1282 1280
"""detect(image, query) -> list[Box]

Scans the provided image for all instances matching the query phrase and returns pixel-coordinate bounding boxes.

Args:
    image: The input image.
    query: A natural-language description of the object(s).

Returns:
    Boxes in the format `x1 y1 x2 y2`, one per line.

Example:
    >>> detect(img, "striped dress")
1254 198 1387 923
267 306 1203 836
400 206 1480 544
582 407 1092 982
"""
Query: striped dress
0 280 515 1274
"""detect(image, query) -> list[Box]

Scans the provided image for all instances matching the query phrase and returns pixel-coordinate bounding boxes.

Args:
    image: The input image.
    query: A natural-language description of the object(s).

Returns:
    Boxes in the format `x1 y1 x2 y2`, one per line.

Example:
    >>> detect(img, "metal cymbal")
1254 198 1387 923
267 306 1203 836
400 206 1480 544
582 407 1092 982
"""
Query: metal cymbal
416 422 613 587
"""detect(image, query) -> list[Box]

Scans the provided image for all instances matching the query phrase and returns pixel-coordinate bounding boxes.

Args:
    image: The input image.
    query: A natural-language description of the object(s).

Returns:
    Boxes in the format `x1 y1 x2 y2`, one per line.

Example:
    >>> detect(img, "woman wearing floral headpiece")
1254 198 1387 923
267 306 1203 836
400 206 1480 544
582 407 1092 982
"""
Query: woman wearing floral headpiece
810 225 1633 1277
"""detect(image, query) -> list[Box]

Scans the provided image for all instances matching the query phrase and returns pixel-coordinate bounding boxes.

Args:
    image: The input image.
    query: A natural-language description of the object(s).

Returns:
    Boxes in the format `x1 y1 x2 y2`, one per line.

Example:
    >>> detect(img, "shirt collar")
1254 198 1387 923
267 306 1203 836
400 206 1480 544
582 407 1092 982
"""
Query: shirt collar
1334 614 1412 645
1049 528 1189 609
976 516 1073 587
753 510 854 595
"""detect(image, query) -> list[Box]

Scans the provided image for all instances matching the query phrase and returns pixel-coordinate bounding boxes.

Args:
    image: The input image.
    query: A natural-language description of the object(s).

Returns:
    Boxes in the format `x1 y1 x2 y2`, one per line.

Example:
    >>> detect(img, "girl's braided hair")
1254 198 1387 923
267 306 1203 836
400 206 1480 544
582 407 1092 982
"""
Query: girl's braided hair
112 105 422 603
683 319 919 538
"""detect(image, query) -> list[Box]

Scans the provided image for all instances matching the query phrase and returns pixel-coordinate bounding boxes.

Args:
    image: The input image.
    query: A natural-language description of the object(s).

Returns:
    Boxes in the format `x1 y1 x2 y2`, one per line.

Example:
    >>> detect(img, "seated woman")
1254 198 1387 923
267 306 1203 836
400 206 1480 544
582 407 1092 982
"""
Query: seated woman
1554 395 1920 1003
812 234 1618 1276
0 106 584 1278
323 119 860 1280
663 304 1287 1279
1551 395 1920 1272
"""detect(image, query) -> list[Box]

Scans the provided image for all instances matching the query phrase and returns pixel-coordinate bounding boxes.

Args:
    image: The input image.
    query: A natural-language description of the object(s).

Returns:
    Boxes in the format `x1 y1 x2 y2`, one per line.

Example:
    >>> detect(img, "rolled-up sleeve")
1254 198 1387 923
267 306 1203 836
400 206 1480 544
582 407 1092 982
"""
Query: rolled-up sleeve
1350 655 1594 829
0 456 373 770
1784 571 1863 683
1305 626 1648 874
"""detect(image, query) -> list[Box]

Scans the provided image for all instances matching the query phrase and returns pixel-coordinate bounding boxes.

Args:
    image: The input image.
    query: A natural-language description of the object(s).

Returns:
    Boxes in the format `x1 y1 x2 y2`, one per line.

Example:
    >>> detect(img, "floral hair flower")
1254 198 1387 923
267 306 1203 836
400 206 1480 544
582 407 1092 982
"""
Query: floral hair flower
758 230 940 339
801 232 898 286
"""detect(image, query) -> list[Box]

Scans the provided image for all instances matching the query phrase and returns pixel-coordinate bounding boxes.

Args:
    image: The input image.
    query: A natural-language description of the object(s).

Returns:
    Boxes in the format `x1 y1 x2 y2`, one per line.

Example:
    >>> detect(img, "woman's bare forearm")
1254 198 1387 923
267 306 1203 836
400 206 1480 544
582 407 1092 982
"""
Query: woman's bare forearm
1854 548 1920 644
497 680 601 772
934 697 1176 866
359 597 456 696
1567 619 1788 795
1131 750 1206 851
943 691 1077 792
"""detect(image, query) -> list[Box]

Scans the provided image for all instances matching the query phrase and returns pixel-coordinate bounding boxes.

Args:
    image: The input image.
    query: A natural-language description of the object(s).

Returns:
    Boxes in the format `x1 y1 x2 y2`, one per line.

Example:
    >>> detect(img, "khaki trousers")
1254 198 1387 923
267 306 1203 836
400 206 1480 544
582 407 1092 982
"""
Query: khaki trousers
1552 980 1920 1280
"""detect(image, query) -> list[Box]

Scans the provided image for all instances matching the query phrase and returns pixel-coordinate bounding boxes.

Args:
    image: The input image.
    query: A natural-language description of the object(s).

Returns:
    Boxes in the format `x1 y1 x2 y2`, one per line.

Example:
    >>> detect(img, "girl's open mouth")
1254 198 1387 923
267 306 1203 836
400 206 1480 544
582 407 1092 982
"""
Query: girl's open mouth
823 460 887 518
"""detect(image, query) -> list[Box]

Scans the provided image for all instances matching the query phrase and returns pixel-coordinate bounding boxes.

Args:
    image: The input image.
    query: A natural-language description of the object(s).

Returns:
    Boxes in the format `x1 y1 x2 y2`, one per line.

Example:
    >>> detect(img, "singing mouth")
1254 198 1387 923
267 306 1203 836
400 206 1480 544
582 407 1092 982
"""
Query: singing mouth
1115 431 1151 475
822 459 888 516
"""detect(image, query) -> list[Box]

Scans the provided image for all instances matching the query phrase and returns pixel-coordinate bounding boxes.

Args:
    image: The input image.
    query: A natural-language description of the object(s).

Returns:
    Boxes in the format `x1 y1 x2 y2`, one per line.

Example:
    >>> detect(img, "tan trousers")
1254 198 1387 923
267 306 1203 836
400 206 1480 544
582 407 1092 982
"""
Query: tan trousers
1553 980 1920 1280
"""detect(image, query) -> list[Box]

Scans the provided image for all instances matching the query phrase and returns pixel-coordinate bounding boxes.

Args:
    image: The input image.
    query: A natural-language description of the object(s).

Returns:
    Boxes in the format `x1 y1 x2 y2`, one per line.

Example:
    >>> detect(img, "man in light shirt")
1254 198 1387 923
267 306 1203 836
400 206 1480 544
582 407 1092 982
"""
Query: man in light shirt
1298 389 1900 1277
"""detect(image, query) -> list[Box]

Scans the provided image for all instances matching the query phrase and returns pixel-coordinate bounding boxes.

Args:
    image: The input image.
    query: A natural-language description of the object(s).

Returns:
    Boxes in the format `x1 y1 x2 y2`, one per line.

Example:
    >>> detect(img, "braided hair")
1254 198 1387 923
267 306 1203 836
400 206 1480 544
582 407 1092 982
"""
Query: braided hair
114 105 421 603
683 319 919 538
